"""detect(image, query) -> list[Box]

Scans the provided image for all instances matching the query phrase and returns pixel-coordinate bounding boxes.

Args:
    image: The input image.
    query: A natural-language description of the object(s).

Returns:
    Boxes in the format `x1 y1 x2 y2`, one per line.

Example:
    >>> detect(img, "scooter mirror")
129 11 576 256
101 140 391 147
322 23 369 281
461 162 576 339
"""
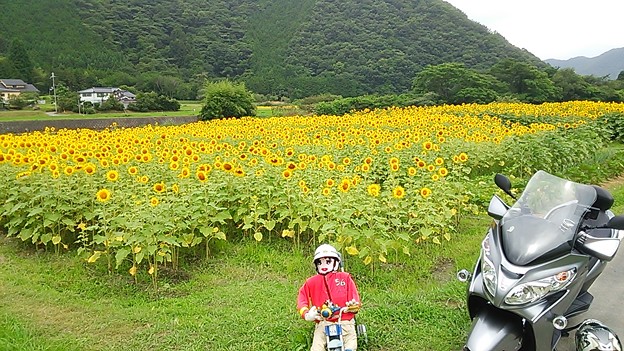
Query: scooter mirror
576 232 621 262
606 215 624 230
494 173 515 199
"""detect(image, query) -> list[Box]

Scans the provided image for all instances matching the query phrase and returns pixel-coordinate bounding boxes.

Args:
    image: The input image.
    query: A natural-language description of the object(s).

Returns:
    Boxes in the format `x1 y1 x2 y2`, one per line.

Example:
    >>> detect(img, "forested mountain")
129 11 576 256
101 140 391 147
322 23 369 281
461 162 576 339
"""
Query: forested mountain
0 0 543 99
545 48 624 80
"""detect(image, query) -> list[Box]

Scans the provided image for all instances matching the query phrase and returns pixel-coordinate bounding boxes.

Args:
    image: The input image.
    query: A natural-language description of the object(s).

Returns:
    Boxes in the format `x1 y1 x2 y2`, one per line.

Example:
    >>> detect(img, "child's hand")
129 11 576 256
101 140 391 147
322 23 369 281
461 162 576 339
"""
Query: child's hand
345 299 361 313
304 306 321 321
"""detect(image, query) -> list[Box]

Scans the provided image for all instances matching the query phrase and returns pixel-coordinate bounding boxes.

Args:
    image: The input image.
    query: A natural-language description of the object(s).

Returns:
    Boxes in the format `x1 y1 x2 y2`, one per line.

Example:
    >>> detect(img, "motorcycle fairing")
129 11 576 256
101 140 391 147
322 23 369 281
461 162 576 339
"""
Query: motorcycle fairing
500 171 598 266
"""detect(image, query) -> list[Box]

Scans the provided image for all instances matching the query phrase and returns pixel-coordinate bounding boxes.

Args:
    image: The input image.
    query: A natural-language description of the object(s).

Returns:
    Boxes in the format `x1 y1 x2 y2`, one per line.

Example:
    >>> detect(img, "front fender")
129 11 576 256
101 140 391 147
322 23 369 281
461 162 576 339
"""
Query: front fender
464 308 523 351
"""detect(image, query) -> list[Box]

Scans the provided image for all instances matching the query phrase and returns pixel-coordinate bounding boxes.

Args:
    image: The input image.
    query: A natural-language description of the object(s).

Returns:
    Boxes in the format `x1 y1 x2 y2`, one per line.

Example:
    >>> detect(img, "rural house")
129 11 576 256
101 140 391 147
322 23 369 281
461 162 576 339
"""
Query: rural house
0 79 40 103
78 87 136 108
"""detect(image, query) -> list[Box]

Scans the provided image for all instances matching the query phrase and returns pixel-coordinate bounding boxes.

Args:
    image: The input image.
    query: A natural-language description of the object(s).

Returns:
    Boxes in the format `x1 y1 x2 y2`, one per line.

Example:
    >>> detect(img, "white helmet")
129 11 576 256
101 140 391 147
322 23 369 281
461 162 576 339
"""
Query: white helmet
576 319 622 351
313 244 341 273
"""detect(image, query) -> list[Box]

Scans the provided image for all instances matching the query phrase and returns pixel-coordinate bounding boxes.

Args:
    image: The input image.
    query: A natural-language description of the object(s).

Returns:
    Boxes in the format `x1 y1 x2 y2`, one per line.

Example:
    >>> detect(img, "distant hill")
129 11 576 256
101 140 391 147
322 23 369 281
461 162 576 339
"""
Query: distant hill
0 0 544 98
545 48 624 79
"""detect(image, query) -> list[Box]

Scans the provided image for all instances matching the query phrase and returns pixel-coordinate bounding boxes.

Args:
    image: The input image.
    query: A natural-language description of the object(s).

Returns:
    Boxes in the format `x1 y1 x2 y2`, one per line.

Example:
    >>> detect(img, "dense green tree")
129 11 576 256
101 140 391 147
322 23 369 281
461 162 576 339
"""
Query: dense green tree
552 68 593 101
128 92 180 112
8 39 35 82
490 59 561 103
0 56 17 78
54 84 80 113
412 62 502 104
199 80 256 120
99 96 124 111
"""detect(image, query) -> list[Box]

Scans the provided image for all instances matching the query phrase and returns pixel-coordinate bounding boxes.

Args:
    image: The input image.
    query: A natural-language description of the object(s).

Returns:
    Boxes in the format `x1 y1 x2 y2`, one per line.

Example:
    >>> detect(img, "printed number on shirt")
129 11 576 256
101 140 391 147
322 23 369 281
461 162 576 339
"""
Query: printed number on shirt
335 278 346 286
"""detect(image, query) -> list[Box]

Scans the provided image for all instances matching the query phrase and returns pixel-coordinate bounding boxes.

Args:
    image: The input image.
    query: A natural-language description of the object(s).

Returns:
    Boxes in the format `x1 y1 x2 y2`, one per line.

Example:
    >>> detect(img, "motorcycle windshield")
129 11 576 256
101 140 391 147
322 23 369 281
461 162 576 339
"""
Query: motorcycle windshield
500 171 597 266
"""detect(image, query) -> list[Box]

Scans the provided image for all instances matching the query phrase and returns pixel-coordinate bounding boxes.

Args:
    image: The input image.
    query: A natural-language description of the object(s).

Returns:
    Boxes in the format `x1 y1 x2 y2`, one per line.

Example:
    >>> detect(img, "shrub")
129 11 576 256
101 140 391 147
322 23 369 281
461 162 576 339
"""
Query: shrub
199 80 256 121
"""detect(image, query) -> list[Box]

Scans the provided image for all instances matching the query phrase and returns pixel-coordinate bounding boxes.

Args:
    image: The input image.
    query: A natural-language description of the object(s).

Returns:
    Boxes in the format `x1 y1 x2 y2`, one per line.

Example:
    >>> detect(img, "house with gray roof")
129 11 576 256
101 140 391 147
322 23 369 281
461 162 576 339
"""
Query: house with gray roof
0 79 40 103
78 87 136 108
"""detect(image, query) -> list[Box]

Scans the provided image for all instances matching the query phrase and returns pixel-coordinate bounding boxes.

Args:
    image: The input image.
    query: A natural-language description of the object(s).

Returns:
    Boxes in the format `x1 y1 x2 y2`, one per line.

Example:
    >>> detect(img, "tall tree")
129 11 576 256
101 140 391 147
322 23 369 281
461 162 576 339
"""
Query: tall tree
8 39 35 82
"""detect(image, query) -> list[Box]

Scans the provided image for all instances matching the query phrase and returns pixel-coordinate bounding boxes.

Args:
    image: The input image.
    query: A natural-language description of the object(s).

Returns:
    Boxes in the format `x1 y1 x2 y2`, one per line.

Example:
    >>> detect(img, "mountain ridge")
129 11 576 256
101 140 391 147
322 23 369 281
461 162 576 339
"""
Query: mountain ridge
1 0 546 98
545 48 624 79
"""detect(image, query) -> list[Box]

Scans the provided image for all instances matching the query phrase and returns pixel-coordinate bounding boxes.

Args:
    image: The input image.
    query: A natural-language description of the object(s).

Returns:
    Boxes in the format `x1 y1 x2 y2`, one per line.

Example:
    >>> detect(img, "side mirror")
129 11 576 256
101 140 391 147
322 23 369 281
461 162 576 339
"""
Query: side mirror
576 231 621 261
494 173 515 199
606 215 624 231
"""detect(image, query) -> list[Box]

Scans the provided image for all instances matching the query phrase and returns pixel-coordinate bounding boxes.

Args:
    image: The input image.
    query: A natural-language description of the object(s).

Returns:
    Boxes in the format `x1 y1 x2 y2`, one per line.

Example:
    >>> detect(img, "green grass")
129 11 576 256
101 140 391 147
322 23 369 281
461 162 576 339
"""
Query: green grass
0 213 489 351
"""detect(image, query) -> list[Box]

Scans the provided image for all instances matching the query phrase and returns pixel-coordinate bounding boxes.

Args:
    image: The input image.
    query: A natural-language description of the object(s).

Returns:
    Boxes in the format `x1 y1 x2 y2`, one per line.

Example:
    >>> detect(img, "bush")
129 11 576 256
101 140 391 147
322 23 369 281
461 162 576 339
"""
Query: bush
199 80 256 121
127 92 181 112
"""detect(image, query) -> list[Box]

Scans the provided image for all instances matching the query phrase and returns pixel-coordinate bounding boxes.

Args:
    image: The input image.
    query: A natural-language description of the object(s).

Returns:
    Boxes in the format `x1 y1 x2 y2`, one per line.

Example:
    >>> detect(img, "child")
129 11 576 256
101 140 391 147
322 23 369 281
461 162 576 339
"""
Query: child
297 244 361 351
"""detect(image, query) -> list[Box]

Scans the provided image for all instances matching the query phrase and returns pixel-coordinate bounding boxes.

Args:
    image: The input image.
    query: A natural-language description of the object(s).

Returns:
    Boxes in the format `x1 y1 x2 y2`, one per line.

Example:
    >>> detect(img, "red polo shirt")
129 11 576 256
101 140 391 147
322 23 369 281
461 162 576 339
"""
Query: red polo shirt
297 271 360 322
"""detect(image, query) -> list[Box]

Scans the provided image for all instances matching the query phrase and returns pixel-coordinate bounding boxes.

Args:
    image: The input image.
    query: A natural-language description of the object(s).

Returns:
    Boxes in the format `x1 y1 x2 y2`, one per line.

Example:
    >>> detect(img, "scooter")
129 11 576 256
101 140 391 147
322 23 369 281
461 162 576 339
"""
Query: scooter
457 170 624 350
319 300 367 351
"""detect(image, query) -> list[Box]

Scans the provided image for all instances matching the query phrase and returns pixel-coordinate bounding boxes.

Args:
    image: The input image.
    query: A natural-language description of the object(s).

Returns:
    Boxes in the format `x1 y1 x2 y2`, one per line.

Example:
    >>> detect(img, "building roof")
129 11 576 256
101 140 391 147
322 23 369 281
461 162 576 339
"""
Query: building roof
0 79 40 92
78 87 118 94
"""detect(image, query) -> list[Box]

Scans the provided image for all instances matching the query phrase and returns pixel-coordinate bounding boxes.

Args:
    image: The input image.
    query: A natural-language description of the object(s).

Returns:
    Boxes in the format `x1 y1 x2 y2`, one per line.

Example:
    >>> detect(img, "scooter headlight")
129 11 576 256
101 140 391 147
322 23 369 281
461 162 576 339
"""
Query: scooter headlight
481 256 497 297
504 268 577 305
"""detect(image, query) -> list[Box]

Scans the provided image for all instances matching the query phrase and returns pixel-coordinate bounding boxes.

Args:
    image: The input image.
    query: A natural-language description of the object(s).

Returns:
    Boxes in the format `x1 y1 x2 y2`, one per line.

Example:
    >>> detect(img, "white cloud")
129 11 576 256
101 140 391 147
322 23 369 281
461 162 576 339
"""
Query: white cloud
444 0 624 59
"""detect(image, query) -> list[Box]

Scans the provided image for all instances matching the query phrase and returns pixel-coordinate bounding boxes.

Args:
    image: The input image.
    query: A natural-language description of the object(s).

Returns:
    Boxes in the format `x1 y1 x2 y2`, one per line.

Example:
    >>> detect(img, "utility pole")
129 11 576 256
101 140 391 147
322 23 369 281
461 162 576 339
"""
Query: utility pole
50 72 58 114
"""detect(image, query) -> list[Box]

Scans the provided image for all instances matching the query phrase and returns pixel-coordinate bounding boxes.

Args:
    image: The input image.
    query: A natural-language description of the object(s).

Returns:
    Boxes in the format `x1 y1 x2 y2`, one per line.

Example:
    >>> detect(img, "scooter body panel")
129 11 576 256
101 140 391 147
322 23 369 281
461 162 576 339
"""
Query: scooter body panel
461 171 624 351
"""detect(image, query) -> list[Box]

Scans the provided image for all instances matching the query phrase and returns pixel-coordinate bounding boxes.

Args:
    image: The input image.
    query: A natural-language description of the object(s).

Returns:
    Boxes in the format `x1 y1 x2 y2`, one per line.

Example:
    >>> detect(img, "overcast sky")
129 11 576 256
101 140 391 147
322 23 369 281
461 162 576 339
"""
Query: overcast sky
443 0 624 60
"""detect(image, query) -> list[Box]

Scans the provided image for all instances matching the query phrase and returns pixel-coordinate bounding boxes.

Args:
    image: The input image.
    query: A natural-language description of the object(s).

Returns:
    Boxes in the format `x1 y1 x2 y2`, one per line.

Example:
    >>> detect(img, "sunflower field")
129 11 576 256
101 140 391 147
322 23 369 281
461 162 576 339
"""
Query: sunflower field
1 101 623 282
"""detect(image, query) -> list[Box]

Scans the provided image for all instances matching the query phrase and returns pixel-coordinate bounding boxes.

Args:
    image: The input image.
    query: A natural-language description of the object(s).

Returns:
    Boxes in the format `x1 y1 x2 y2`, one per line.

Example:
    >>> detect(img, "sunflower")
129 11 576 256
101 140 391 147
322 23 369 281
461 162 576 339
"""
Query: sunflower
196 171 208 182
223 162 233 171
392 186 405 199
64 166 74 176
326 178 335 187
96 189 112 202
339 178 350 193
153 182 166 193
408 167 417 176
434 157 444 166
422 141 433 151
150 197 159 207
420 187 432 198
459 152 469 162
367 184 381 197
106 170 119 181
322 187 331 196
84 164 96 175
179 167 191 178
282 169 293 179
361 163 370 172
128 166 138 175
438 167 448 177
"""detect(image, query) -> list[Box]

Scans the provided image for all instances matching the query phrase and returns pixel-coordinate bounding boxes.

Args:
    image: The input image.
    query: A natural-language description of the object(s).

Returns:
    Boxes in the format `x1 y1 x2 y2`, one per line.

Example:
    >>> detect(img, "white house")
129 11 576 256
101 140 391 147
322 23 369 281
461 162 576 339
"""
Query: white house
78 87 136 108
